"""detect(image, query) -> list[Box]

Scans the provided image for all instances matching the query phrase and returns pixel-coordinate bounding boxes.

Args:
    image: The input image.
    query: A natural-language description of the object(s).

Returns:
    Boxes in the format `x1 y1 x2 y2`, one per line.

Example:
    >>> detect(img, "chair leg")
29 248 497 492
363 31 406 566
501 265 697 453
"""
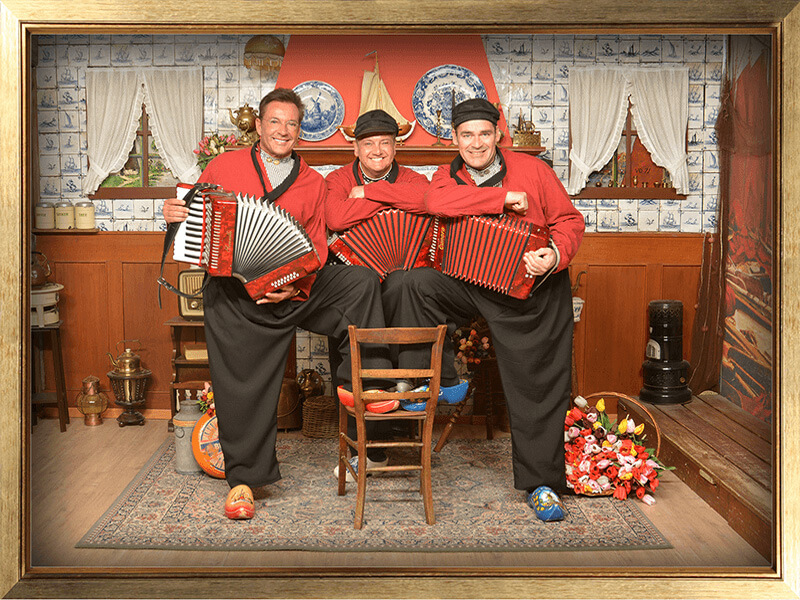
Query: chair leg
434 379 476 452
337 405 347 496
421 423 435 525
354 449 367 529
51 328 69 431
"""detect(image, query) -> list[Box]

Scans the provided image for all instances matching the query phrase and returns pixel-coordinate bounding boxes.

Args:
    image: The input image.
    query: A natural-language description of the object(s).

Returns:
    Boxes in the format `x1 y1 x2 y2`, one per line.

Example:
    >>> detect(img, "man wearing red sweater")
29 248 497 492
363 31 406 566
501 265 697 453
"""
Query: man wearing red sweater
163 89 393 520
396 98 585 521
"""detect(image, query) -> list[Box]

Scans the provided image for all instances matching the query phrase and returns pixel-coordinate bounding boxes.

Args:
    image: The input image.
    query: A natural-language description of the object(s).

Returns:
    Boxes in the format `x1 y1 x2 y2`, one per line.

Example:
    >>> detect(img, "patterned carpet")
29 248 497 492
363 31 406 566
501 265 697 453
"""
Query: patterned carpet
77 437 670 552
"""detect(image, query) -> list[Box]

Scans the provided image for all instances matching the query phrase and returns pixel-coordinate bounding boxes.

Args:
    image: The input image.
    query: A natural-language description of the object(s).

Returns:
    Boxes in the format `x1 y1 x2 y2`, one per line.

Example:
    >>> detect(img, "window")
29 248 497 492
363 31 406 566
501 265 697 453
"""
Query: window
89 103 179 199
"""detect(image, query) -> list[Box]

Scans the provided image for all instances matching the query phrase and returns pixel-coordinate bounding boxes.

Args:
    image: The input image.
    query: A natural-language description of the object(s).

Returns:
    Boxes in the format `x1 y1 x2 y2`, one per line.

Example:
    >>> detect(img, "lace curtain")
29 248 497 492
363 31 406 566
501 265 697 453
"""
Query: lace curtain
567 67 689 195
83 67 203 195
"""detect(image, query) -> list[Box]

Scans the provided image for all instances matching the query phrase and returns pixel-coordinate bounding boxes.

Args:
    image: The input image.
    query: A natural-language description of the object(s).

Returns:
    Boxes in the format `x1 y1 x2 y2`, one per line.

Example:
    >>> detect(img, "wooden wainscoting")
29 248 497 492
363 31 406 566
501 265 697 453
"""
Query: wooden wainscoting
32 232 705 414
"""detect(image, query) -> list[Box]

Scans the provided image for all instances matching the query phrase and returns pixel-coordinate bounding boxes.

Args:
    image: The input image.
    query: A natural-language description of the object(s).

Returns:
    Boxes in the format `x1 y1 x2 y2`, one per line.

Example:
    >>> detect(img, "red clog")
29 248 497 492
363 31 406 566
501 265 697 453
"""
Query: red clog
224 484 255 520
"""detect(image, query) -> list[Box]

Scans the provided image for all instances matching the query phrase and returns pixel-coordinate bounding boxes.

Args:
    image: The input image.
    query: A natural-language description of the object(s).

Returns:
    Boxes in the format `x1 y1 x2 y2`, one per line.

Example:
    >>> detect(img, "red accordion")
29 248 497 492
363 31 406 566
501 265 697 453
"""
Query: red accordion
431 215 550 299
327 209 436 279
173 183 320 300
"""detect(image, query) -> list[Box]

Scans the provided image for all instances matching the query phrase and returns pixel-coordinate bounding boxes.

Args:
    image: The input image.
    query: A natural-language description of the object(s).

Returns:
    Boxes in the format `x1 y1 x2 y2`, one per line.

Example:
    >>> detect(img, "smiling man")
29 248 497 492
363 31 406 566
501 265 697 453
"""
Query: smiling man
395 98 585 521
162 89 394 521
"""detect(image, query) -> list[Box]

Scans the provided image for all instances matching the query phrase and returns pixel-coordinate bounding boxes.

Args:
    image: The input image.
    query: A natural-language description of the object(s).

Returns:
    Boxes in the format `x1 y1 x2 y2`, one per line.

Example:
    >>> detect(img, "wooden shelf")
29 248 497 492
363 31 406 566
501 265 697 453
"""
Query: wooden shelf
571 186 686 200
294 145 546 166
33 228 99 234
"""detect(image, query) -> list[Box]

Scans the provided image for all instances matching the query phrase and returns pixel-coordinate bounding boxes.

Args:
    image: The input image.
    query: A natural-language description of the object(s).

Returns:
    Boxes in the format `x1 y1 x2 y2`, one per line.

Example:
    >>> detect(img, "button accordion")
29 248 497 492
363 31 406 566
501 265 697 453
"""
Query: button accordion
431 215 550 299
327 209 436 280
172 183 321 300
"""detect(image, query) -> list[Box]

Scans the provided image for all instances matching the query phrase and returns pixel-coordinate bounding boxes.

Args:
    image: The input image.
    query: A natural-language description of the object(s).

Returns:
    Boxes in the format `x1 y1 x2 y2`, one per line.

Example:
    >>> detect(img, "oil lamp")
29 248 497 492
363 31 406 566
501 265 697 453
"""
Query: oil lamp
107 341 152 427
75 375 109 426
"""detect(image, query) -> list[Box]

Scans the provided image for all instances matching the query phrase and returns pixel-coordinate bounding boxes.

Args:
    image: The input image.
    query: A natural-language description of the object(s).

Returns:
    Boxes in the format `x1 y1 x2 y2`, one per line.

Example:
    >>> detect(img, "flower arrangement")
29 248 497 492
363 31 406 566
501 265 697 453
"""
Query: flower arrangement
452 320 493 368
194 133 238 171
197 383 215 416
564 395 672 504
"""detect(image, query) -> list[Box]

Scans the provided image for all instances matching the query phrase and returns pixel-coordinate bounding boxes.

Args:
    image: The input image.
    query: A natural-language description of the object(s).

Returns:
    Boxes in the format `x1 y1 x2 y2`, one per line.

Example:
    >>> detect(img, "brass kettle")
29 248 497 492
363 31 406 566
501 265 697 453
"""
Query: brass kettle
31 251 51 288
107 341 145 375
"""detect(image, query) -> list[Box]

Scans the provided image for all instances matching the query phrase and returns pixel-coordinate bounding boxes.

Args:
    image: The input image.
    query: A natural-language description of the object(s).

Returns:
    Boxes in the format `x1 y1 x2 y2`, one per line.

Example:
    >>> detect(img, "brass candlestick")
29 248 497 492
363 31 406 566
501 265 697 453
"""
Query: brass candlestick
432 109 445 147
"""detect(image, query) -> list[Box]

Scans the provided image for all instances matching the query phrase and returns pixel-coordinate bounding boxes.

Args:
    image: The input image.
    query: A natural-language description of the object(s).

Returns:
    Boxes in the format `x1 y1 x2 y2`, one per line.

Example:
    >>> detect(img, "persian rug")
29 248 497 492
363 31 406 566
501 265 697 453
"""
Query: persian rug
77 437 670 552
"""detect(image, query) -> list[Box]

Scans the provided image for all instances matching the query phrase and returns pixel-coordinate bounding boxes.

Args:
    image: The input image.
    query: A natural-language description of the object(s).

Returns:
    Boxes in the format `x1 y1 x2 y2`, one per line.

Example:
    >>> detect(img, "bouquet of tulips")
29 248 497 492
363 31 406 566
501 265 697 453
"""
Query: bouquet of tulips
197 383 215 417
564 395 671 504
452 322 493 368
194 132 238 171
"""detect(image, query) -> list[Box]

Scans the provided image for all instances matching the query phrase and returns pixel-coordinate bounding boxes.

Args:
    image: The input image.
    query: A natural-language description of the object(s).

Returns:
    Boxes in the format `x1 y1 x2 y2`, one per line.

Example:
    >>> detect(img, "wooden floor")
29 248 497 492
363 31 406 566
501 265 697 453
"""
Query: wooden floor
28 417 770 572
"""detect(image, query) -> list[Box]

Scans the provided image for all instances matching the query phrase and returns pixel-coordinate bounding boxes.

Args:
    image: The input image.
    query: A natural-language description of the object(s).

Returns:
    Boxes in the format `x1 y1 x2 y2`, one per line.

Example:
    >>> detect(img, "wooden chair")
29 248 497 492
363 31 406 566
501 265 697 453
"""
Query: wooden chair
338 324 447 529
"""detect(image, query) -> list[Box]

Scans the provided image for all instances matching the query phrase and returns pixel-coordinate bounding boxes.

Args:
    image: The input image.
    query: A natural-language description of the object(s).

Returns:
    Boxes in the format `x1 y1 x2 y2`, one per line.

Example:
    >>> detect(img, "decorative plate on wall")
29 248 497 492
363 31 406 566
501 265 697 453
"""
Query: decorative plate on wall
293 80 346 142
411 65 488 139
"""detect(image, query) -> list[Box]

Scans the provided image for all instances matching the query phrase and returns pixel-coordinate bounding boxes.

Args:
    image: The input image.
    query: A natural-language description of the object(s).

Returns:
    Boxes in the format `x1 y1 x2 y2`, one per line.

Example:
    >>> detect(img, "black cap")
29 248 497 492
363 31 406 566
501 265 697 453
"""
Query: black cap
353 109 399 139
452 98 500 129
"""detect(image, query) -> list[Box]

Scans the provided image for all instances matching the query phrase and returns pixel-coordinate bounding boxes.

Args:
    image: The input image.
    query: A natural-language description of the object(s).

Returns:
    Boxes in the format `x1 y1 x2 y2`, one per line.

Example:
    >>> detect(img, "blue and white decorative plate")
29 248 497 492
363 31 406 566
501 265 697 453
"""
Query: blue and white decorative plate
411 65 488 139
293 80 345 142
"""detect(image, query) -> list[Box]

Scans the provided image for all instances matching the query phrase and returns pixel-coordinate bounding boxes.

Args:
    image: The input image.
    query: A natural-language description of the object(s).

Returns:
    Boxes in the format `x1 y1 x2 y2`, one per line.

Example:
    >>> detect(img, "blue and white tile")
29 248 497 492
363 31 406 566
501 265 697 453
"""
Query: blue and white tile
638 198 659 210
554 36 574 60
39 34 56 45
688 83 704 106
688 172 703 194
706 36 725 60
532 61 554 82
37 89 58 111
57 65 79 86
579 209 596 232
310 335 329 357
532 36 554 61
553 148 570 165
39 155 60 177
662 37 683 62
509 83 532 104
56 45 69 65
130 44 153 66
637 209 659 232
151 34 174 45
554 166 568 186
554 106 570 127
553 127 570 149
639 37 662 62
174 43 197 65
484 35 509 59
661 198 681 210
659 209 681 231
38 110 59 132
94 199 113 218
61 176 82 197
703 128 719 148
487 59 510 86
508 36 532 60
704 105 720 128
703 173 720 195
134 199 154 220
532 82 553 104
194 43 218 65
58 87 80 109
688 107 703 130
113 199 135 219
686 63 704 83
597 198 618 209
683 37 706 60
532 106 554 127
153 43 175 66
95 219 113 232
706 62 723 83
574 37 596 62
60 154 82 176
554 83 569 105
596 36 619 61
113 220 135 232
132 219 155 232
39 133 60 154
78 132 88 153
312 360 331 380
78 110 87 132
218 86 240 109
153 199 166 219
40 177 60 198
88 44 111 67
619 198 638 212
509 61 532 83
59 110 79 132
619 210 638 231
702 211 718 232
705 84 721 106
683 196 702 211
686 151 703 172
702 194 718 213
154 219 168 232
574 198 596 209
202 66 218 84
597 209 619 232
680 211 702 233
687 128 704 149
67 45 90 66
203 87 219 116
703 149 720 172
110 34 143 45
554 62 570 82
38 45 57 67
88 34 110 44
36 67 57 89
295 357 313 374
108 44 134 66
618 37 640 62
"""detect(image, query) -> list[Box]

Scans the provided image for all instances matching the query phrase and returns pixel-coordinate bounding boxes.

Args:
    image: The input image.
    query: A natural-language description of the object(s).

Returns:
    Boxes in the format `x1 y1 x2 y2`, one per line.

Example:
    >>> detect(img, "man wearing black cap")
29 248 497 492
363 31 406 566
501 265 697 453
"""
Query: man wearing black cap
325 108 445 481
396 98 585 521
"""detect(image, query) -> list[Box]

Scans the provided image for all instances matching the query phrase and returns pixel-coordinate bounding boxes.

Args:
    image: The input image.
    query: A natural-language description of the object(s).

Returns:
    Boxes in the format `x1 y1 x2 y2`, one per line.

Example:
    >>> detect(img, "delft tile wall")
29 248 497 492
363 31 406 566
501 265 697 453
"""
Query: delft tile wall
35 33 724 398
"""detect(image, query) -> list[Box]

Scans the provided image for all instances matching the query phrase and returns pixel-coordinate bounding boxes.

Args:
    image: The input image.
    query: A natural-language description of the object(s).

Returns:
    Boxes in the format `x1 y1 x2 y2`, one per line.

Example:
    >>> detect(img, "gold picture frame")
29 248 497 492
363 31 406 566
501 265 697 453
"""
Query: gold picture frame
2 1 799 597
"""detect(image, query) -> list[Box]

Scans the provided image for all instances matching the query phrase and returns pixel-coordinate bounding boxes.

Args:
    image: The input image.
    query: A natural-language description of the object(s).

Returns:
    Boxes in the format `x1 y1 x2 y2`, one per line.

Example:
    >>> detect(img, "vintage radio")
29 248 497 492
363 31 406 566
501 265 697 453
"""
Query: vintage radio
177 268 205 320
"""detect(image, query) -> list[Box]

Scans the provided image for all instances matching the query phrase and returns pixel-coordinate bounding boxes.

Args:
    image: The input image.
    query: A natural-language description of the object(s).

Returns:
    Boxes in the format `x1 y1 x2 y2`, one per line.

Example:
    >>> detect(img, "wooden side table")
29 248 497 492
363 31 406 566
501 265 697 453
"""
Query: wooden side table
31 321 69 432
165 316 209 431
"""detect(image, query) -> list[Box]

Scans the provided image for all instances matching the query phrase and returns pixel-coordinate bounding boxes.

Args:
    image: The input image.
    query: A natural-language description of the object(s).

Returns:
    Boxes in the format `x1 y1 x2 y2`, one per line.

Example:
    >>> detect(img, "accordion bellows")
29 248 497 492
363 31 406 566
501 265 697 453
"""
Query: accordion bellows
173 185 320 300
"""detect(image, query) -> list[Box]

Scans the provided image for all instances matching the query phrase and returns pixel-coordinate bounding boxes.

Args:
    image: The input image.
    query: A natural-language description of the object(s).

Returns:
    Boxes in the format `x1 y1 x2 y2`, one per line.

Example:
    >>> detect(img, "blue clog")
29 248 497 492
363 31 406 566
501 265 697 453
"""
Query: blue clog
527 486 566 522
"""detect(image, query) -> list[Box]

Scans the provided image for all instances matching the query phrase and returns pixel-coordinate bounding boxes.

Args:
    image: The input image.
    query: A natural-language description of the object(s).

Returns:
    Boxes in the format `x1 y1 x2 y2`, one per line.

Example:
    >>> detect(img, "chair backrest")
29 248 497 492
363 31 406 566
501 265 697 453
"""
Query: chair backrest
347 325 448 418
171 380 208 411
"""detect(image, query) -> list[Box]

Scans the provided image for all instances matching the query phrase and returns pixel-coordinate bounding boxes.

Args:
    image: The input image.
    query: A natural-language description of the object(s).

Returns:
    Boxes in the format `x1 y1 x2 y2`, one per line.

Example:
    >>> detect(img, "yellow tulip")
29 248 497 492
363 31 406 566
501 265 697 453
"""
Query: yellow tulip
618 417 628 434
596 398 605 413
619 471 633 480
634 423 645 436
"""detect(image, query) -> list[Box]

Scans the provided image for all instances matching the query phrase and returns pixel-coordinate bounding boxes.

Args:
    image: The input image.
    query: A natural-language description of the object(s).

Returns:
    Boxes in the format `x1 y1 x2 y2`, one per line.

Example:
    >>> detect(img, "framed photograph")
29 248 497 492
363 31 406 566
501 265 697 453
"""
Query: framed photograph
2 1 799 598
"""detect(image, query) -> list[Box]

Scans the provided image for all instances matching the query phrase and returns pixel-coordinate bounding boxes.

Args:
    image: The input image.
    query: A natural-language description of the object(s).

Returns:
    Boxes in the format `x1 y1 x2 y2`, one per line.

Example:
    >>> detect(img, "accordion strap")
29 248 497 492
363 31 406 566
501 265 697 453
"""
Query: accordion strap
156 182 215 308
251 144 301 203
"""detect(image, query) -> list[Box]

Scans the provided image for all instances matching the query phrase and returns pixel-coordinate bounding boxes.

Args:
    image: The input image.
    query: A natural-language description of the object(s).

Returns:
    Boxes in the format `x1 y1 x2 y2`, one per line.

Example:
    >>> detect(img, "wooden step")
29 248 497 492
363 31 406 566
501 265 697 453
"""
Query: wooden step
617 391 772 560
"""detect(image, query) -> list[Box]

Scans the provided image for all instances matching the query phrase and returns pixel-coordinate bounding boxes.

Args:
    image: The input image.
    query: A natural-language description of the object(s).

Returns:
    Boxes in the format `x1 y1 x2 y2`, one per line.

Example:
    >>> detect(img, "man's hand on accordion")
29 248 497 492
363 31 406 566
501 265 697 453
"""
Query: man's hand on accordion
503 191 528 215
163 197 189 224
522 247 556 277
255 283 301 305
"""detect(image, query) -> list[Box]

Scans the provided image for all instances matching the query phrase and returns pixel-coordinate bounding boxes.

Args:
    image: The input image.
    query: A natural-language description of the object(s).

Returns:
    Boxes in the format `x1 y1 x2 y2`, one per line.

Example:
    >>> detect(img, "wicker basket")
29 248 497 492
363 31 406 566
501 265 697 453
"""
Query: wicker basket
301 395 339 439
